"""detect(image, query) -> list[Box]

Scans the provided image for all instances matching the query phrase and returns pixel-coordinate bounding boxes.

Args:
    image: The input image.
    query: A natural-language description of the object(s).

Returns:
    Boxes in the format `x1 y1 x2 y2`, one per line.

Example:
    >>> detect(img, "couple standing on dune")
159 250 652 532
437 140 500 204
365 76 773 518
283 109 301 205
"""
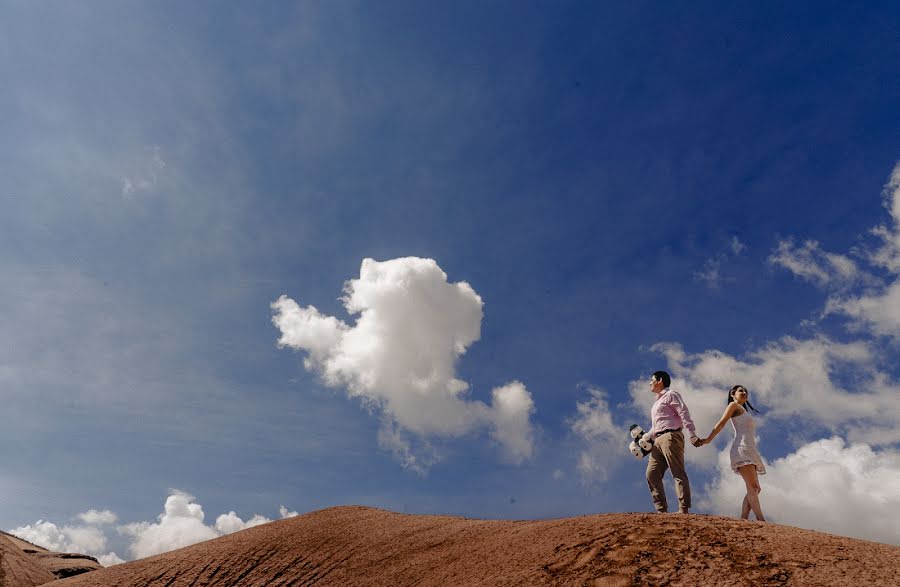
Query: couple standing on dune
643 370 766 522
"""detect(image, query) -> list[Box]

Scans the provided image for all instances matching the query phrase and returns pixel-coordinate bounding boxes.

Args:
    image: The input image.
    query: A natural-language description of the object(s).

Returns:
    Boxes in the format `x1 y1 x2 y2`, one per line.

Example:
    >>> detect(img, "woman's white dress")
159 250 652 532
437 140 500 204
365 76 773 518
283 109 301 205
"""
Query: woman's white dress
730 411 766 475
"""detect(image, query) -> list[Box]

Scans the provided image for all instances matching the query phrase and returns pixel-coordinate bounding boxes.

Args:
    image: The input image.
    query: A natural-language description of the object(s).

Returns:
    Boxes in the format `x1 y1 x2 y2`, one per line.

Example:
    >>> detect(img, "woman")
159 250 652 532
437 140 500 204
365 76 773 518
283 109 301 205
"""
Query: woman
700 385 766 521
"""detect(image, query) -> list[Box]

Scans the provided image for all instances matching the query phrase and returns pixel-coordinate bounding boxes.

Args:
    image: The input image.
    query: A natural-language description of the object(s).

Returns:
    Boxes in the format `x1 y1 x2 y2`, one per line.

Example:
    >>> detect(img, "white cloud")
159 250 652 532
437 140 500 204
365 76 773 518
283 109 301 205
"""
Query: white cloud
9 520 69 552
699 437 900 545
98 552 126 567
648 338 899 446
117 491 291 560
120 491 219 560
77 509 117 525
214 511 271 535
489 381 536 463
279 506 298 519
8 519 118 562
768 239 860 288
826 281 900 339
570 388 623 481
9 492 296 563
272 257 536 470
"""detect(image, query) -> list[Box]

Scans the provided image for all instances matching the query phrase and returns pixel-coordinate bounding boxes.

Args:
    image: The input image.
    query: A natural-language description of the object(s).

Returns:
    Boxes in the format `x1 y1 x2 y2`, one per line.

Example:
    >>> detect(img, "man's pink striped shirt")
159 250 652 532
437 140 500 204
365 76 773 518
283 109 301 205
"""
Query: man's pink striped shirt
650 387 697 437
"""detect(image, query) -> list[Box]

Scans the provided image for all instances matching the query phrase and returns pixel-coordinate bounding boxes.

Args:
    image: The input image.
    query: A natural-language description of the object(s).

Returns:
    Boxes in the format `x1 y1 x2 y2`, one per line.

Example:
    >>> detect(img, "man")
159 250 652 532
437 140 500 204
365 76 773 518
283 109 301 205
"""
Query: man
646 370 700 514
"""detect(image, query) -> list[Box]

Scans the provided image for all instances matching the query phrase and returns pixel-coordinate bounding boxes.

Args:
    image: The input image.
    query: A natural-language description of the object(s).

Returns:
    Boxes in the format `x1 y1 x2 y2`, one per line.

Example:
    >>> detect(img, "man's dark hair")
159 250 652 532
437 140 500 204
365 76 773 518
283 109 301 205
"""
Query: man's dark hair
652 370 671 388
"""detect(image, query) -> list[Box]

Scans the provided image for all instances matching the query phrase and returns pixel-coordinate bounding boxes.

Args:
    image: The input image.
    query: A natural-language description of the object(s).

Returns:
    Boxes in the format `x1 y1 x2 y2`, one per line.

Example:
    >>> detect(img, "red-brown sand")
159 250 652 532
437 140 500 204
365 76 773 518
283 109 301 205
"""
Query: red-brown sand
0 534 56 587
53 506 899 586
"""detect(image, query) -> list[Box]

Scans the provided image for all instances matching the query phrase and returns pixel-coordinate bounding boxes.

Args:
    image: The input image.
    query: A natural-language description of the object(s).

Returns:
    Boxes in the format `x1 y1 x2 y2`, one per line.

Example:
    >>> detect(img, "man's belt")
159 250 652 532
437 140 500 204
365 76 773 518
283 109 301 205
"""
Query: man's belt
656 428 682 437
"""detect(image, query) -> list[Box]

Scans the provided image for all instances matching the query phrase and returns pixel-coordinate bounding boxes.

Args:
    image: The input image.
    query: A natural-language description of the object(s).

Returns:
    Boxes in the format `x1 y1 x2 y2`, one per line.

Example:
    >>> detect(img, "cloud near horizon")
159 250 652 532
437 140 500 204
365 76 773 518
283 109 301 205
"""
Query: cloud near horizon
8 491 298 564
271 257 536 472
699 437 900 545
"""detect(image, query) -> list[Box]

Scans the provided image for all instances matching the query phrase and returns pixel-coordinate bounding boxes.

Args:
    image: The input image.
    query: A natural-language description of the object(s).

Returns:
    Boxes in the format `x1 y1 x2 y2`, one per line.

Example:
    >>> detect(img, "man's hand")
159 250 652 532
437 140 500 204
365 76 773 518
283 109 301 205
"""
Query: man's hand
690 436 702 447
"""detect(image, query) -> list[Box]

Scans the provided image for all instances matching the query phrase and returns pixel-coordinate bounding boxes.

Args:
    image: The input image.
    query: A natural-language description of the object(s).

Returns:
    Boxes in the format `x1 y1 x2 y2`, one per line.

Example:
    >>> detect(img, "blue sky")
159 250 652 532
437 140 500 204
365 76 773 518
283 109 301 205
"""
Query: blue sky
2 2 899 561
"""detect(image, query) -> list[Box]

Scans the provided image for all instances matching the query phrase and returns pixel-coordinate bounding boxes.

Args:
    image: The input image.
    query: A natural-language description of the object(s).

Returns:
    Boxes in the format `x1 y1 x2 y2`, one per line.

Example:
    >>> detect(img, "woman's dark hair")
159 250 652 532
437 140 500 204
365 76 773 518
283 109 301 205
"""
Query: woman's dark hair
728 385 760 414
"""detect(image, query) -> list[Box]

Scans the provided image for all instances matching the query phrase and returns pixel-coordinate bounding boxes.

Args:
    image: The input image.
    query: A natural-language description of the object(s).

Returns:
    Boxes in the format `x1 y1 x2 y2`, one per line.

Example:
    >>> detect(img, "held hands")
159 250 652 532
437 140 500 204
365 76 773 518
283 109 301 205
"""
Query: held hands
690 436 703 447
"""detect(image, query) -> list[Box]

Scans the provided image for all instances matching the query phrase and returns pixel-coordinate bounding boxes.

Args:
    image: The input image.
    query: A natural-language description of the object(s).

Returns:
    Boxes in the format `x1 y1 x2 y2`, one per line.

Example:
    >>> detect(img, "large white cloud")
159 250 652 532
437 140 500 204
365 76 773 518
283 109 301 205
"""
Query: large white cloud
120 491 220 560
272 257 536 469
699 437 900 545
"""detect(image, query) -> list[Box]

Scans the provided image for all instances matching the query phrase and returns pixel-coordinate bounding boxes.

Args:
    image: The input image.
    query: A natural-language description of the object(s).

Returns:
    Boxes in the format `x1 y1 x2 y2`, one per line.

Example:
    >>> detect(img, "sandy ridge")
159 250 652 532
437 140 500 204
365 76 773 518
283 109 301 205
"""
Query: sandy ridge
53 505 900 586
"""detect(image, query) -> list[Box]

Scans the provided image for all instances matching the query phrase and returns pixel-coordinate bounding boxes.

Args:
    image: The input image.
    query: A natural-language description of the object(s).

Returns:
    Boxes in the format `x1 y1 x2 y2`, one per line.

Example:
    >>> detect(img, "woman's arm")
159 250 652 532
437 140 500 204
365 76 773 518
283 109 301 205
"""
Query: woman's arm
701 403 739 445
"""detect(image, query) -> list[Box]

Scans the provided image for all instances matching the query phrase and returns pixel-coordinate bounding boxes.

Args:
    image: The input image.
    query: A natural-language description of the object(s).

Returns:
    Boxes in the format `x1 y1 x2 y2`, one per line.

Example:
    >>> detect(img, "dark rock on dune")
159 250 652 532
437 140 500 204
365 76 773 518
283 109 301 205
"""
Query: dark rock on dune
0 531 102 586
0 533 56 587
51 505 899 586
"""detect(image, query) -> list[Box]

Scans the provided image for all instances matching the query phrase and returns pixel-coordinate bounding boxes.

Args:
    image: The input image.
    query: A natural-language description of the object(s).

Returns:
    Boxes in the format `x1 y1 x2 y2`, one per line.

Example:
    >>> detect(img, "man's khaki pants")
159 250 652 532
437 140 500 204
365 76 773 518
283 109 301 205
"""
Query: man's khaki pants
646 430 691 512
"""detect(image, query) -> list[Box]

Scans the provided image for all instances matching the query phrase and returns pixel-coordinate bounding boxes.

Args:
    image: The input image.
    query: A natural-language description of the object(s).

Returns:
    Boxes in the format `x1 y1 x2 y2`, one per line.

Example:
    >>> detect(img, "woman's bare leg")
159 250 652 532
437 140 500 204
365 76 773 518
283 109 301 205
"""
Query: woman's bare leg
738 465 765 521
741 495 751 520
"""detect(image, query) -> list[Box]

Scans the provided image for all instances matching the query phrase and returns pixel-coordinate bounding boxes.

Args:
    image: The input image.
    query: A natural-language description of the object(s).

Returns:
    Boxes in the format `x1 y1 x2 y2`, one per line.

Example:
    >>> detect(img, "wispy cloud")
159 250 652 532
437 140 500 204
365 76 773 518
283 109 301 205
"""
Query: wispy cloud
768 239 862 288
771 162 900 339
569 387 623 482
694 236 747 288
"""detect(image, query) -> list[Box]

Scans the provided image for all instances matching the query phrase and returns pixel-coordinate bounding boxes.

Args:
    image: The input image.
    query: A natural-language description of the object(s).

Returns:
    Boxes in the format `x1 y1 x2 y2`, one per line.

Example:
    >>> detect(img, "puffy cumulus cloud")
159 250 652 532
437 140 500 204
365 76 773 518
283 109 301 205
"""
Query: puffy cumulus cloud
214 504 297 534
9 520 70 552
489 381 536 463
569 388 623 481
647 338 899 447
698 438 900 545
9 493 296 564
272 257 536 470
214 511 271 535
119 491 296 560
768 239 861 288
8 519 119 563
120 491 219 560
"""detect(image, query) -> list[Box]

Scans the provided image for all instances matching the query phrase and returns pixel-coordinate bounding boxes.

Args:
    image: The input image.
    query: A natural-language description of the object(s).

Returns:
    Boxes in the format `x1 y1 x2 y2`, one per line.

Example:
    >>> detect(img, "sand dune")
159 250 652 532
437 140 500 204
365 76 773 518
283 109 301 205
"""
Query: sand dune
0 530 102 587
51 505 898 586
0 533 56 587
